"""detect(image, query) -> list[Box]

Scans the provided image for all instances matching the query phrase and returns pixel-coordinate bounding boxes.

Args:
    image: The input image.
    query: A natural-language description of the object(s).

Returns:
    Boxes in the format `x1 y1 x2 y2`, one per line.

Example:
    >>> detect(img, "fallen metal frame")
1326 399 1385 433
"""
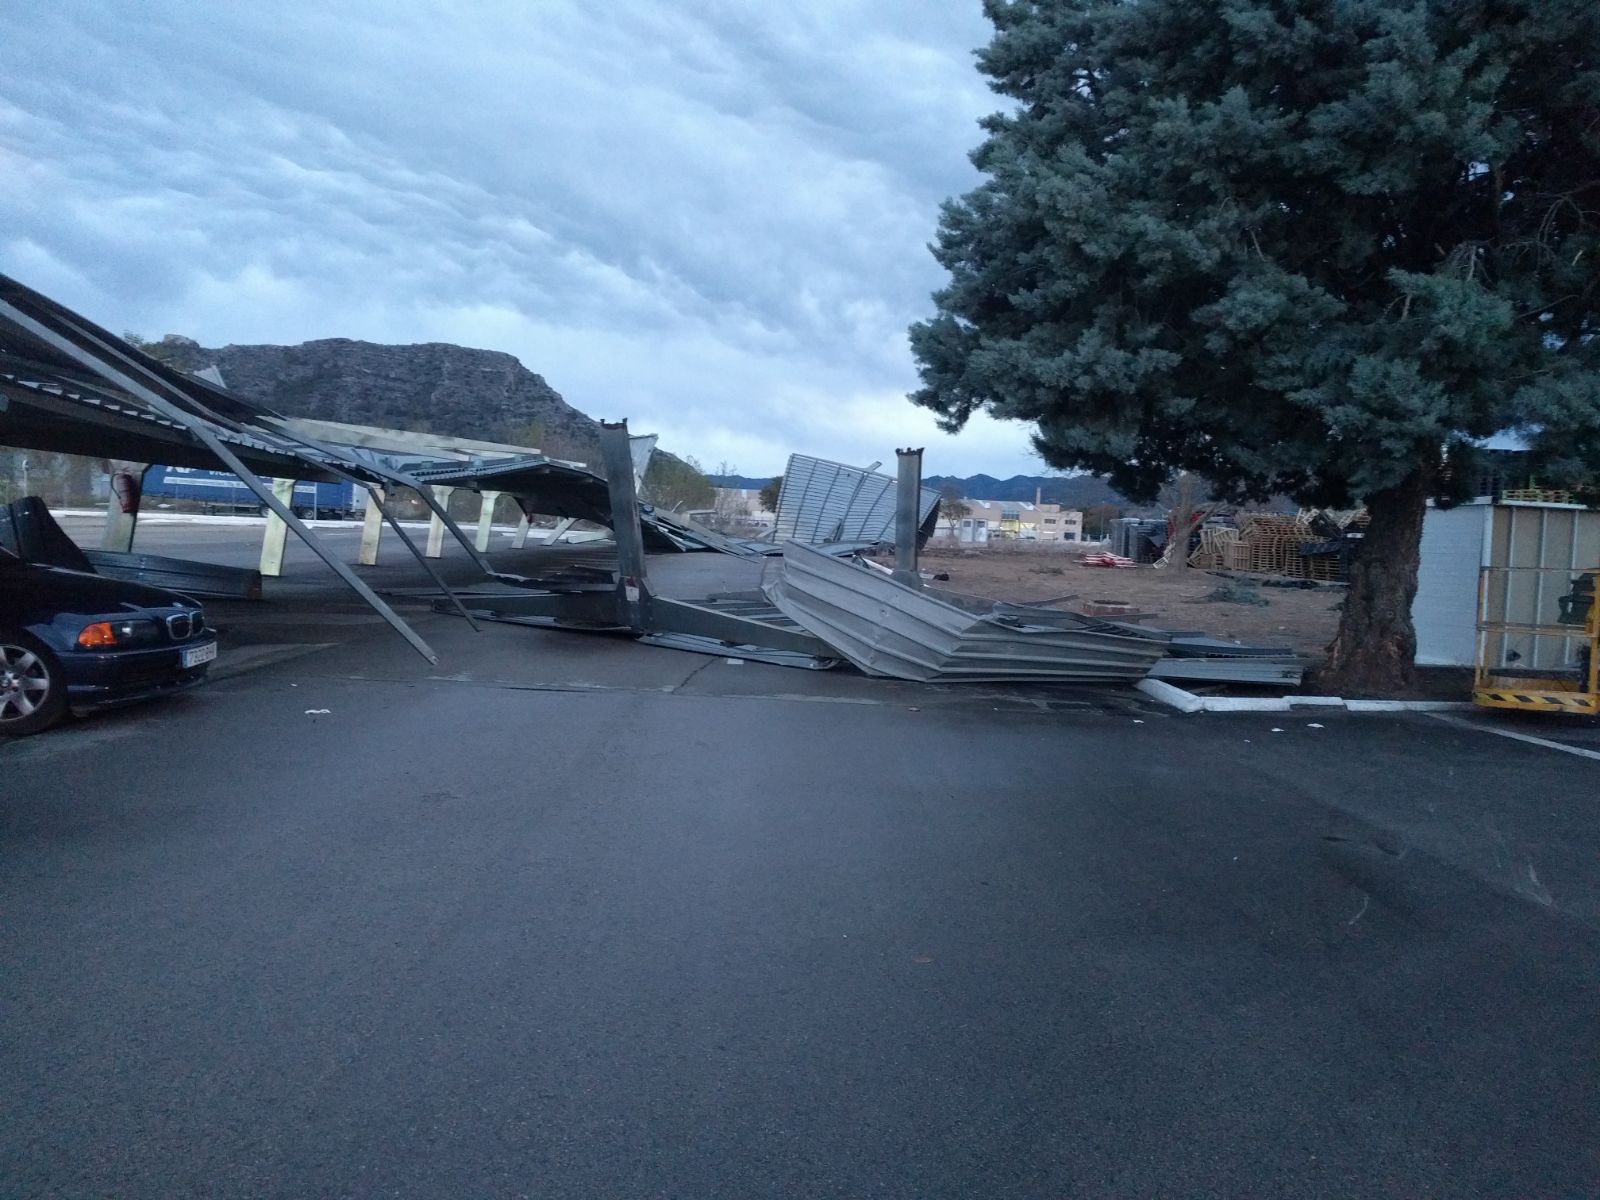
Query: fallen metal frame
430 420 841 668
430 424 1304 688
82 549 264 600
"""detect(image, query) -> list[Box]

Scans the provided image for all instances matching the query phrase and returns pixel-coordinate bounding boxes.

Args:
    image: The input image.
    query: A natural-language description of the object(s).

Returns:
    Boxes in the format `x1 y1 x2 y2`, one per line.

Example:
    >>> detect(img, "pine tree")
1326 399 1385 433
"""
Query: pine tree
911 0 1600 692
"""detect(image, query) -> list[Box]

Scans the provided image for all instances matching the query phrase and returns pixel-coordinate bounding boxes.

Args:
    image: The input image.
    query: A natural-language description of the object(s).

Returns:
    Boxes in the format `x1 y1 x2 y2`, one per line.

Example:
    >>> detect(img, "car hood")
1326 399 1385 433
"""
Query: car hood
0 562 199 612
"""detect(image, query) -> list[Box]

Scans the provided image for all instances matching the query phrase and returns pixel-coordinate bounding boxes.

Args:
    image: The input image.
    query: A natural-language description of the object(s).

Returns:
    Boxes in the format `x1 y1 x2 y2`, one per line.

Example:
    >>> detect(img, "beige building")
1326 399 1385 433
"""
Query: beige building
936 498 1084 544
709 486 776 532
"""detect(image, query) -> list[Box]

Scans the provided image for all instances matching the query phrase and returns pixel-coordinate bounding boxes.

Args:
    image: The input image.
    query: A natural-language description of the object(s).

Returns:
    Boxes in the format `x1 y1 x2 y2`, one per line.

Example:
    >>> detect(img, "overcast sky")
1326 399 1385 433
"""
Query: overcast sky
1 1 1045 478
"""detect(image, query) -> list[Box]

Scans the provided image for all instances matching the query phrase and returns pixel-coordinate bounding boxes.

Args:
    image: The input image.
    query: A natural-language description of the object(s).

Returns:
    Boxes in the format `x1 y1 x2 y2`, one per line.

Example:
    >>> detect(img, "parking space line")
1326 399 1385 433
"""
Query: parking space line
1427 712 1600 762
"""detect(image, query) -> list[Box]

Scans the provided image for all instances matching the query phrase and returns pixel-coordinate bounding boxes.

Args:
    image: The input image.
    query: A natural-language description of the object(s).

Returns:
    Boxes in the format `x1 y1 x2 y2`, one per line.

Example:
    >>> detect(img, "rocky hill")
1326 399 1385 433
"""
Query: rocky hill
141 335 600 458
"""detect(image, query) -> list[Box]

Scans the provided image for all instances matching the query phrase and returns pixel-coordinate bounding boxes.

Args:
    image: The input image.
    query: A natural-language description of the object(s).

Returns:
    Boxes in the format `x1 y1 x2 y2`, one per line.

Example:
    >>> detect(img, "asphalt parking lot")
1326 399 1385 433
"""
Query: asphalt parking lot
4 520 1599 1197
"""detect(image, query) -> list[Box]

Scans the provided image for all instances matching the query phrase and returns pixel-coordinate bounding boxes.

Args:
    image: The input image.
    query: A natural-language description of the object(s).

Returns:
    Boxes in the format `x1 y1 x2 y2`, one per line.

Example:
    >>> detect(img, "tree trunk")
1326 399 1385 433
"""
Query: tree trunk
1162 472 1197 575
1314 468 1432 696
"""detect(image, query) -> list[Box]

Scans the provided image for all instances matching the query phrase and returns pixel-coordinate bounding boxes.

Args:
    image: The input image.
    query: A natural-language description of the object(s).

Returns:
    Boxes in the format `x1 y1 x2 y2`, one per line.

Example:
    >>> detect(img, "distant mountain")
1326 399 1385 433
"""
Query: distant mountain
706 474 780 490
140 334 601 459
708 470 1129 509
924 474 1127 508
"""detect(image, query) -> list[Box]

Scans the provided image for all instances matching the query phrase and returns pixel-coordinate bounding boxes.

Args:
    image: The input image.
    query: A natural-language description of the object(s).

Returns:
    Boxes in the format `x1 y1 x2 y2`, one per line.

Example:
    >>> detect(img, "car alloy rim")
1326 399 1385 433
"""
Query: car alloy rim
0 643 50 722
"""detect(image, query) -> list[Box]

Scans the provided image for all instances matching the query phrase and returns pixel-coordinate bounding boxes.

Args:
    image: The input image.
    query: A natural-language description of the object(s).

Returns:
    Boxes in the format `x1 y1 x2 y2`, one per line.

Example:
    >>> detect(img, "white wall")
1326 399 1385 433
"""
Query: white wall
1414 504 1490 666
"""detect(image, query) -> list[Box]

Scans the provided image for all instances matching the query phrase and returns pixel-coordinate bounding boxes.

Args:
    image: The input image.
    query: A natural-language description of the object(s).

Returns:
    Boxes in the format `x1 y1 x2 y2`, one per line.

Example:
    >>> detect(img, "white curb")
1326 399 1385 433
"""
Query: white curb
1134 679 1203 713
1135 679 1478 714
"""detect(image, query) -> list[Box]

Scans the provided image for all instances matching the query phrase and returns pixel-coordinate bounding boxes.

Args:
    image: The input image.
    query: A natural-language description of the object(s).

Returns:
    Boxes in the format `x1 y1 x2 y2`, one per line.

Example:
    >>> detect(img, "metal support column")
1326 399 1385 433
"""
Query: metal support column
599 421 651 631
894 446 923 580
259 478 296 576
358 486 385 565
426 486 454 558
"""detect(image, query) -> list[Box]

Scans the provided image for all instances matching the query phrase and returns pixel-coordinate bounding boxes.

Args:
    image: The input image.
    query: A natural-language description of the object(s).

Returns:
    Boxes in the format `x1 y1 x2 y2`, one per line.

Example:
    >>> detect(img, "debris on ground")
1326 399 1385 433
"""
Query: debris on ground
766 541 1166 684
1198 580 1270 606
919 549 1338 658
431 432 1313 691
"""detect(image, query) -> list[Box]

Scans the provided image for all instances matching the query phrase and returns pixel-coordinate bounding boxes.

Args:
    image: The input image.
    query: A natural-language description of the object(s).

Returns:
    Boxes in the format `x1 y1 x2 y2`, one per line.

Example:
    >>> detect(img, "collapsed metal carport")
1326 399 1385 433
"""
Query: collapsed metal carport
0 272 651 662
0 273 992 679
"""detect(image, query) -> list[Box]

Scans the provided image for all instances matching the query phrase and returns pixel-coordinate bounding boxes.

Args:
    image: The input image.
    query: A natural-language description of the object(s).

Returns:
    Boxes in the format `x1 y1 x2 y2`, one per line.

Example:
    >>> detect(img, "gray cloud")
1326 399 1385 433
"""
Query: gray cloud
0 0 1041 476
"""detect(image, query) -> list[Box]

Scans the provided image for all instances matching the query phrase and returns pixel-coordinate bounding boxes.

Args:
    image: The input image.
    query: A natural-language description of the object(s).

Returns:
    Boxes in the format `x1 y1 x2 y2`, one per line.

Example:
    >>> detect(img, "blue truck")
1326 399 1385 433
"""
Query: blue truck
141 467 363 520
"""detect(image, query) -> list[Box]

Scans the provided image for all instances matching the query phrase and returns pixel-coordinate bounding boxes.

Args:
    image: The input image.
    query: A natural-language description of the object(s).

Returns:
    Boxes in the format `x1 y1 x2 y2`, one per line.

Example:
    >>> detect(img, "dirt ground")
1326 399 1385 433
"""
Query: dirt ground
911 545 1344 659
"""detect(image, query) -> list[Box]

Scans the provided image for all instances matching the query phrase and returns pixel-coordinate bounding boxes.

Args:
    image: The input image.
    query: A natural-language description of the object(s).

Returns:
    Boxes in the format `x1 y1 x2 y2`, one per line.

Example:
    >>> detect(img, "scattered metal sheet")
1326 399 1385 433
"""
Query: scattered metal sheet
765 541 1166 683
1165 636 1297 659
650 595 837 658
83 550 263 600
775 454 941 546
0 498 261 600
983 600 1306 686
1148 658 1306 685
409 456 617 526
637 632 838 670
647 508 771 557
0 497 95 572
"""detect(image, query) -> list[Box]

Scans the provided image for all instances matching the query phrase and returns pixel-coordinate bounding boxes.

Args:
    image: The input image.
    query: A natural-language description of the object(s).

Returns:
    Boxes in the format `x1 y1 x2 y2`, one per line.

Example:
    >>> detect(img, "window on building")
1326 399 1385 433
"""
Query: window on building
1063 532 1077 541
1043 518 1057 525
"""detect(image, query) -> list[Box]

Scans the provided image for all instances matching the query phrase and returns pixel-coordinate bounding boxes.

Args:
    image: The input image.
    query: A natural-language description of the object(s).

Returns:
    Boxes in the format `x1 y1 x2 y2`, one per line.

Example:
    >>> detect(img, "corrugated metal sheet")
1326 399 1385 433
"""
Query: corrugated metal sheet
1148 658 1305 685
82 550 263 599
765 541 1165 683
775 455 940 545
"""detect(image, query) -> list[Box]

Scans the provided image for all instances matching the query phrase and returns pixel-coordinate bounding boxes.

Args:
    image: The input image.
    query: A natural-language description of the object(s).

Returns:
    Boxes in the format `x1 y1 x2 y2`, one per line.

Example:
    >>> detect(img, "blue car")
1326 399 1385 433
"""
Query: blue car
0 545 219 736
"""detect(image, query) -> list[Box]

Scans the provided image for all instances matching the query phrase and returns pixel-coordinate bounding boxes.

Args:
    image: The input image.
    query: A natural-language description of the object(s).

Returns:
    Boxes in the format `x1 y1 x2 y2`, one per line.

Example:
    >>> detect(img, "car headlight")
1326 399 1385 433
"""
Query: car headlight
77 618 162 648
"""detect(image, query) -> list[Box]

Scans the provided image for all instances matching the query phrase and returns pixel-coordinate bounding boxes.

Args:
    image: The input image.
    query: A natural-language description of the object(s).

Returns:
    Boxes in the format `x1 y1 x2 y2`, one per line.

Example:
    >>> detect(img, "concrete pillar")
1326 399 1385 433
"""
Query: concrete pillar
425 486 454 558
101 461 147 552
259 477 297 577
474 490 502 553
358 486 386 566
511 511 532 549
544 516 577 546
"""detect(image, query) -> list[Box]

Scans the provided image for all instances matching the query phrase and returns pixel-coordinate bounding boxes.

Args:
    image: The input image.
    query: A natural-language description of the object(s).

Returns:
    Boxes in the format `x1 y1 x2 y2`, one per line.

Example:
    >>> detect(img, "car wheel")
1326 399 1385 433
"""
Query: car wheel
0 634 68 737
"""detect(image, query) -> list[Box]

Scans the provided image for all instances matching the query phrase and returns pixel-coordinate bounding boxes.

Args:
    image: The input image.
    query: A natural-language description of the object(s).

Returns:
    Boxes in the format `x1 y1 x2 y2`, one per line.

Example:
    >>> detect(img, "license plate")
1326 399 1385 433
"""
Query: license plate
182 642 218 668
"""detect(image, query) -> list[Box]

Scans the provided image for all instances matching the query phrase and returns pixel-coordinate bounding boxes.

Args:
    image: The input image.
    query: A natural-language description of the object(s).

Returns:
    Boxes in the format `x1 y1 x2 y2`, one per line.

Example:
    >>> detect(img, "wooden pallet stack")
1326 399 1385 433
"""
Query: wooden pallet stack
1225 514 1305 575
1501 487 1575 504
1187 526 1239 569
1202 511 1366 581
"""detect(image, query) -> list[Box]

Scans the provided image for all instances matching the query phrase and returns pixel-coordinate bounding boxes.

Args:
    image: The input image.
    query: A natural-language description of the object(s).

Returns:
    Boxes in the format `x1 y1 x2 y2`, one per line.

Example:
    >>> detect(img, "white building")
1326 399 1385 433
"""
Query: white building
936 498 1084 544
710 487 776 532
